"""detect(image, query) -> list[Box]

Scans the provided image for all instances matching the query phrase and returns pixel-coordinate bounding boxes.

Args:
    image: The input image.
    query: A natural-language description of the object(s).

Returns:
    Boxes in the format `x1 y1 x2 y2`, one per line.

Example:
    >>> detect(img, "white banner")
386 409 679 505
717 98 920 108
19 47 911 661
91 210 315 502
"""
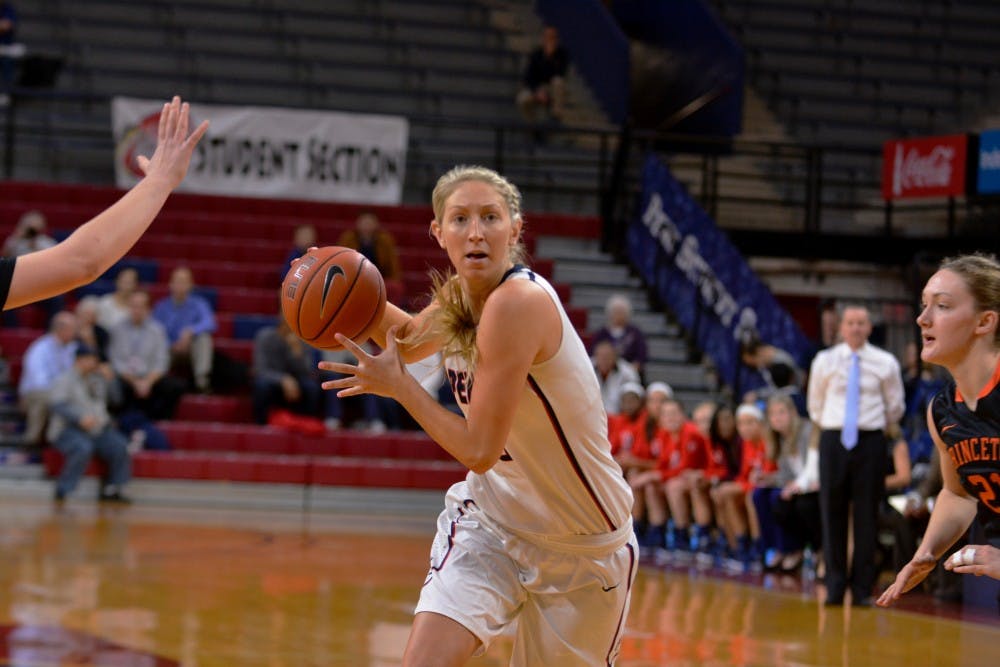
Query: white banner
112 97 408 205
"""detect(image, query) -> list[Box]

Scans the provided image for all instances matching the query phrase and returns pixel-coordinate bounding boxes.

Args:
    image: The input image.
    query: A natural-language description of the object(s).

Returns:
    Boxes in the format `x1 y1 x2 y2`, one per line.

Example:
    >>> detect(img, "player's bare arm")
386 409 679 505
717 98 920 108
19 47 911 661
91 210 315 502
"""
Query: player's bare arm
367 300 445 363
877 404 979 607
6 97 208 310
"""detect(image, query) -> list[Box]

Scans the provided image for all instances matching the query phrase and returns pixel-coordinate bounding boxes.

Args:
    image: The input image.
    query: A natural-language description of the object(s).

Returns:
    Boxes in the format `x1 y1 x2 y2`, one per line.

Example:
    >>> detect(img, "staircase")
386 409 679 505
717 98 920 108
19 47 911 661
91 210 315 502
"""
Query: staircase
534 236 721 410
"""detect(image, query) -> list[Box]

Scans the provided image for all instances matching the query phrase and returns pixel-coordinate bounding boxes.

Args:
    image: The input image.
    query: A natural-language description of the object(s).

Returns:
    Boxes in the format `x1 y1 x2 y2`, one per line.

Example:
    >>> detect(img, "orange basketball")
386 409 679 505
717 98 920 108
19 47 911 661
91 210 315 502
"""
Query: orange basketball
281 246 387 350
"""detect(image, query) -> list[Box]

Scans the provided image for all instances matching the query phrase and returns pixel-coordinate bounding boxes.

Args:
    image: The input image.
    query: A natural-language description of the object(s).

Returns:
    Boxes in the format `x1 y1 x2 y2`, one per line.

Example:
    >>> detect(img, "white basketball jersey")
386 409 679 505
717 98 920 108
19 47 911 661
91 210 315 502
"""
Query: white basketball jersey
444 266 633 548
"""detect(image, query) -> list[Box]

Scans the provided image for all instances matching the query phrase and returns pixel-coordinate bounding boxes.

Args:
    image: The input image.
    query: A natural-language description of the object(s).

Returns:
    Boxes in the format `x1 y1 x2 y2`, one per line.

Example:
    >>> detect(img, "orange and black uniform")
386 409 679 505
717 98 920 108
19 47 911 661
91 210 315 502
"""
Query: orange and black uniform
930 358 1000 548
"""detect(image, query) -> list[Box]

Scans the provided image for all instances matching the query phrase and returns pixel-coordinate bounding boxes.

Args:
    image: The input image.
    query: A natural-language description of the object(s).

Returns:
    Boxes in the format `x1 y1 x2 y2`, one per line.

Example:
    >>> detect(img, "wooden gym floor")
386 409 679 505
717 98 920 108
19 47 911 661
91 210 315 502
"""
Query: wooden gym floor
1 486 999 667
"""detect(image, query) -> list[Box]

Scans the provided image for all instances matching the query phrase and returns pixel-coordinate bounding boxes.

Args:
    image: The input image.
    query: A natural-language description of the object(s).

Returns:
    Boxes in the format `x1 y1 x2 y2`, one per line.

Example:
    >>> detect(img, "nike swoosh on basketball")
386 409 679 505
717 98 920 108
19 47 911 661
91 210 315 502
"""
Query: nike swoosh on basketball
320 265 346 317
940 424 958 434
601 583 619 592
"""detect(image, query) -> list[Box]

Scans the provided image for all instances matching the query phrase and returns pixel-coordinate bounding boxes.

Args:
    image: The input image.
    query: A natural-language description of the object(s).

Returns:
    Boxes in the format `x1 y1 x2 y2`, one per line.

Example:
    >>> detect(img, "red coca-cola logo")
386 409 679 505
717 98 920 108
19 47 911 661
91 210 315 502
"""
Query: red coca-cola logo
882 135 967 200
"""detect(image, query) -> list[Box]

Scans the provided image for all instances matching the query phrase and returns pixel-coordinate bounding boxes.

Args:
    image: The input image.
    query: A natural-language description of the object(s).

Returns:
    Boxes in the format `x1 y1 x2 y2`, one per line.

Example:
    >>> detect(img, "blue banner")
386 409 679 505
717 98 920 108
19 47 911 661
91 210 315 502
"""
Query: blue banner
977 129 1000 194
628 154 812 393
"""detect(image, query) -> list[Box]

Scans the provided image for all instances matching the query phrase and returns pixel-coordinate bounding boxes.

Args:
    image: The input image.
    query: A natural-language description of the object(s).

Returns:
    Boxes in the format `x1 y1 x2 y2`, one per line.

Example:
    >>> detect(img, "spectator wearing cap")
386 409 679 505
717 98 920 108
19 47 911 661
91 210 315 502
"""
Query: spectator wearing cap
590 294 649 379
592 340 640 415
47 343 131 503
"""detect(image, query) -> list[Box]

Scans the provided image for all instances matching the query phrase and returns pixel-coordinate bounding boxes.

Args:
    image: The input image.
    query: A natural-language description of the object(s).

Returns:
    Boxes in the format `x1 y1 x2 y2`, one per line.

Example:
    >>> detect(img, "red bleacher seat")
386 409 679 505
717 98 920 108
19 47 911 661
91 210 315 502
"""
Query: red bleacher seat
0 328 42 357
175 395 254 423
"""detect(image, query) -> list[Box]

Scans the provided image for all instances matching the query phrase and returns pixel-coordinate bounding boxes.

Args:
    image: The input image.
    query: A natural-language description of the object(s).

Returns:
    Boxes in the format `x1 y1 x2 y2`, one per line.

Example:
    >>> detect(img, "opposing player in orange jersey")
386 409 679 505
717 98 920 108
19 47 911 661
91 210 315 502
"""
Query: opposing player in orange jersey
879 254 1000 608
0 97 207 312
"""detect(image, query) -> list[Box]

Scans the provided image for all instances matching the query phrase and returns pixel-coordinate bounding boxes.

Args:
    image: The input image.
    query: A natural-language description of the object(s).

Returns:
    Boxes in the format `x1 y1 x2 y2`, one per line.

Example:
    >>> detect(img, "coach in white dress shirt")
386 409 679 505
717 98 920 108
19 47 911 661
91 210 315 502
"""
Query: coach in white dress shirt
808 303 904 606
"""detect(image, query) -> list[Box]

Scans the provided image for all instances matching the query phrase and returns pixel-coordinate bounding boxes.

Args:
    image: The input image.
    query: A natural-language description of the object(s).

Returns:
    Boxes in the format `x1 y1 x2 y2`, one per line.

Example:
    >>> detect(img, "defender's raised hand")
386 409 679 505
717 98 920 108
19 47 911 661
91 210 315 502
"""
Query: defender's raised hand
136 96 210 190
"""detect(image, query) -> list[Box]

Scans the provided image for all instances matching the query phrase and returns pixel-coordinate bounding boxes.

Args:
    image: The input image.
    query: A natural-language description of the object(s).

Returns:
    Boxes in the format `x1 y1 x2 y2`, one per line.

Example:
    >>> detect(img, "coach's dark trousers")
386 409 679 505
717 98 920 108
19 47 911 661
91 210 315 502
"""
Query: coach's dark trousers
819 429 886 602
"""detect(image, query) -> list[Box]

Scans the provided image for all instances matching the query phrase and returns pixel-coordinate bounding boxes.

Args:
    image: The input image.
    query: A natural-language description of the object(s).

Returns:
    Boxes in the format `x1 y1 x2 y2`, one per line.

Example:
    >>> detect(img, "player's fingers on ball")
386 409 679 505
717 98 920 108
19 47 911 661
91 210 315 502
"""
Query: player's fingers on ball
335 334 368 356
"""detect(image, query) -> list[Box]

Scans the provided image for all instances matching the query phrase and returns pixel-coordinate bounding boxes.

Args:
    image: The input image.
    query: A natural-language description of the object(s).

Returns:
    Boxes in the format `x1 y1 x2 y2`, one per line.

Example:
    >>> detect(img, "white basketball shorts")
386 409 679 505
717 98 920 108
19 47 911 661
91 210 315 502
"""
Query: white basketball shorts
415 482 638 666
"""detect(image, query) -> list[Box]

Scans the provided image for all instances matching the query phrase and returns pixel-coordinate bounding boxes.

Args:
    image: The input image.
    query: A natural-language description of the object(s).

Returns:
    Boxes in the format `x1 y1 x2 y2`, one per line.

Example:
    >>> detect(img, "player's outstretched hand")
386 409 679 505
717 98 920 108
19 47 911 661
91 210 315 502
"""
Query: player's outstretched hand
943 544 1000 580
136 96 210 190
876 551 937 607
320 325 406 399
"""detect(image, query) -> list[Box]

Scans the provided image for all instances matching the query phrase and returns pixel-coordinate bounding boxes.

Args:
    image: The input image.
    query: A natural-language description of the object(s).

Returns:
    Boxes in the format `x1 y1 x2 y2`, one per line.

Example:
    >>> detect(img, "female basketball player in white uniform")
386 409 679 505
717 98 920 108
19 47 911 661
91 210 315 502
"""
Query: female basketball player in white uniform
320 166 637 665
878 254 1000 608
0 97 207 312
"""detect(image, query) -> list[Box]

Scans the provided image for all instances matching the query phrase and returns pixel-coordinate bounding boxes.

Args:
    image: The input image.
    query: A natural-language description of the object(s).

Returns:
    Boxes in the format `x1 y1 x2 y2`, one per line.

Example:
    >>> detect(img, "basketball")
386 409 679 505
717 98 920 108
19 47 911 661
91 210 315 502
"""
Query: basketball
280 246 387 350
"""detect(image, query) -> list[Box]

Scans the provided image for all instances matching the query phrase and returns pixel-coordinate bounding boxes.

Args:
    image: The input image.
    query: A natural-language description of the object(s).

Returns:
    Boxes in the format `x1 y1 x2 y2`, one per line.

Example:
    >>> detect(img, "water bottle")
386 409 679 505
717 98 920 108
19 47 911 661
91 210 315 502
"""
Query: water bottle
802 547 816 583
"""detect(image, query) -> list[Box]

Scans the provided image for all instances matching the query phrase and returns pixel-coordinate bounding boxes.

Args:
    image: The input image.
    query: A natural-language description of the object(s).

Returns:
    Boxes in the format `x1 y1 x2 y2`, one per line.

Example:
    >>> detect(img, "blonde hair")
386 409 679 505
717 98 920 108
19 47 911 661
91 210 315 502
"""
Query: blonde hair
764 393 814 461
939 253 1000 347
419 166 528 369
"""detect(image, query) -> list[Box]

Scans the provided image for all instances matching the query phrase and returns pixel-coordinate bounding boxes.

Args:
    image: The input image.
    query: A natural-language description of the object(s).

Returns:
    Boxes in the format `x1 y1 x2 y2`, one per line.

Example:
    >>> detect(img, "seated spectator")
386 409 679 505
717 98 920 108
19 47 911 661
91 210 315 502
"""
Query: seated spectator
337 211 404 304
152 266 216 393
590 293 648 378
3 210 63 324
282 224 317 279
623 381 673 547
3 210 56 257
108 291 184 421
47 344 130 503
592 340 640 414
754 393 821 573
516 25 569 124
75 295 109 362
711 403 774 569
17 311 78 446
739 332 803 406
97 267 139 331
252 318 321 425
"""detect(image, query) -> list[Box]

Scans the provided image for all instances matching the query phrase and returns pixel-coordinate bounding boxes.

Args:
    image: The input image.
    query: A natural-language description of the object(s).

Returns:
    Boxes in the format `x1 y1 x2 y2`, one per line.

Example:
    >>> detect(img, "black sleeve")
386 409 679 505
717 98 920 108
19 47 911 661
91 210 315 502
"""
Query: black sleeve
0 256 15 310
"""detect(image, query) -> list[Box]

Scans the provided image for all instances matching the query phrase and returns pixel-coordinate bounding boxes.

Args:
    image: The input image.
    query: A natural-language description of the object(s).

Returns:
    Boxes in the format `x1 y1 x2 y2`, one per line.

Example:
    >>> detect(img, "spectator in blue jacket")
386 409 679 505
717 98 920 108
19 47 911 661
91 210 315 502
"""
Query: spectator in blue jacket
152 266 215 392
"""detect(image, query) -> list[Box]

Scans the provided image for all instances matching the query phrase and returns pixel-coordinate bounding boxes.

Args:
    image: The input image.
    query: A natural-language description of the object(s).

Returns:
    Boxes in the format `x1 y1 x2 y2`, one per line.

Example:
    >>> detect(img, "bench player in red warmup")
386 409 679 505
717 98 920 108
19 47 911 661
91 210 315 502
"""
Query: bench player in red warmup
0 97 207 313
879 253 1000 609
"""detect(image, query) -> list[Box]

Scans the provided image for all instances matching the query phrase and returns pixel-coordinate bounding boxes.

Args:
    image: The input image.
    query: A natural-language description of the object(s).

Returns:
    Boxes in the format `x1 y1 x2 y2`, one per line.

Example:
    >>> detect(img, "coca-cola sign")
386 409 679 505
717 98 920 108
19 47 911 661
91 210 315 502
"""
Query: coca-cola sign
882 134 967 200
